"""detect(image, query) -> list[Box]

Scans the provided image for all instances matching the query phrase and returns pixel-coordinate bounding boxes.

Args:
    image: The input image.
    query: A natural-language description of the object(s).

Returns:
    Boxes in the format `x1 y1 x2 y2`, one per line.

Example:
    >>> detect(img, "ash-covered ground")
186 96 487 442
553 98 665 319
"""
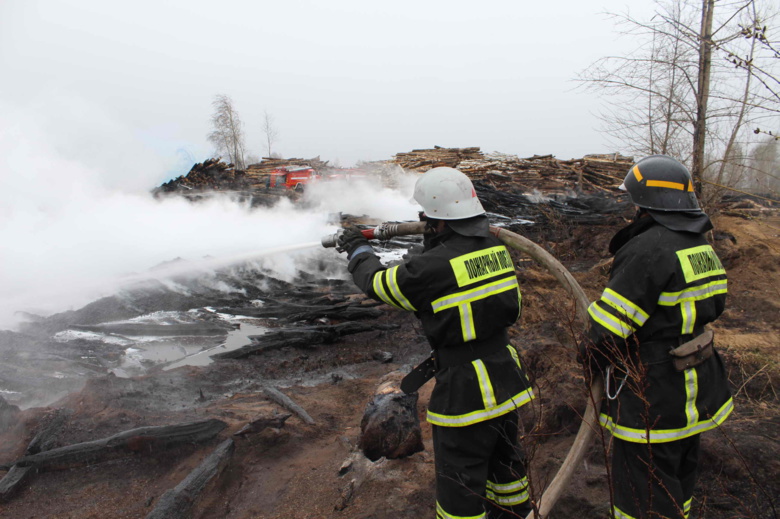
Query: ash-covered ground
0 181 777 518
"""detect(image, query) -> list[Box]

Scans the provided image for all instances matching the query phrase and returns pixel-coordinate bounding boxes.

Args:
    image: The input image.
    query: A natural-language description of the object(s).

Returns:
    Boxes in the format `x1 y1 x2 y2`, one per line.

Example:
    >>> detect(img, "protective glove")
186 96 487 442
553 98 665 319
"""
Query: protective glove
336 226 374 260
577 339 610 377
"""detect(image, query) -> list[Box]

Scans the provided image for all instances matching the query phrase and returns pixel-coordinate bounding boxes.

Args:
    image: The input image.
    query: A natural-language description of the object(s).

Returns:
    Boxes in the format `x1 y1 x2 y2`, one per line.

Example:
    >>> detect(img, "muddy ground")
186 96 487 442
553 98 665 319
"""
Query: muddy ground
0 212 778 519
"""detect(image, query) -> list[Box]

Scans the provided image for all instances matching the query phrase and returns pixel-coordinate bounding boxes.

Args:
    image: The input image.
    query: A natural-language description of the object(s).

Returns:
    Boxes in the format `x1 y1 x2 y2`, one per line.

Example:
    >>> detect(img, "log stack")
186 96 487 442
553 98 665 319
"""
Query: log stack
155 156 331 195
153 147 635 201
389 147 634 194
392 146 484 170
155 159 249 194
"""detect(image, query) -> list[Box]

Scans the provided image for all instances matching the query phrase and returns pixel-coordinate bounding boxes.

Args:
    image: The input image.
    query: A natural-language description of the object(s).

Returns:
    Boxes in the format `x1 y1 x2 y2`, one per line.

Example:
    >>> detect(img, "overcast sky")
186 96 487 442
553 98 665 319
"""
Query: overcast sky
0 0 655 186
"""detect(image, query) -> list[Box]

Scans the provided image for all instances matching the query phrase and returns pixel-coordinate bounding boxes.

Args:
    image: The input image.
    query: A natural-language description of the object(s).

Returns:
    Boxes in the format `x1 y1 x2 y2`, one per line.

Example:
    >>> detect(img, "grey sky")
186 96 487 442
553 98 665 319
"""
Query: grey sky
1 0 652 185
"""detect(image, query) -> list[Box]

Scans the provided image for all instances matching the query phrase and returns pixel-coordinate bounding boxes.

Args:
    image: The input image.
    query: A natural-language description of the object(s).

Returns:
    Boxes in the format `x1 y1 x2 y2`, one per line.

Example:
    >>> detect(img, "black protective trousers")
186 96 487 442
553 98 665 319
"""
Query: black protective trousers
433 411 531 519
612 435 701 519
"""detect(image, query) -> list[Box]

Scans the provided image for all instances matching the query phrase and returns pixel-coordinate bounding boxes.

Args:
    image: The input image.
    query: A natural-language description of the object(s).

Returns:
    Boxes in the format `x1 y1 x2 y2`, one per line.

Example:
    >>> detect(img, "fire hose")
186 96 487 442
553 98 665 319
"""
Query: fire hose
323 222 604 519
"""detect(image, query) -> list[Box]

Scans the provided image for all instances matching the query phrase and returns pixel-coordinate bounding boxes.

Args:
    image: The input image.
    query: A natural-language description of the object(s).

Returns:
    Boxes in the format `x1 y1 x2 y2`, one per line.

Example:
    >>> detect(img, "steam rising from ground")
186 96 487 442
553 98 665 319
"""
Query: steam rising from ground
0 105 421 331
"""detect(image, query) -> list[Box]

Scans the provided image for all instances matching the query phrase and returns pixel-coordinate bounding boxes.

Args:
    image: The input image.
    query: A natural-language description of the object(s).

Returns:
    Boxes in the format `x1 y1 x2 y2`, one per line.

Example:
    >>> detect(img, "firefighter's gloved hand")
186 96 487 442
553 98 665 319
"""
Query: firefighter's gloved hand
337 227 373 260
577 339 610 377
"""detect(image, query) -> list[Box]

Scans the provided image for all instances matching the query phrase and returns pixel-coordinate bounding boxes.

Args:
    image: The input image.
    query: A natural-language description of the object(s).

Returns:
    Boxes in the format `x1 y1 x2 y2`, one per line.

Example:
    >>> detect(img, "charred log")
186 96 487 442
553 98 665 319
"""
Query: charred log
358 371 423 461
233 412 291 437
145 439 235 519
0 408 72 501
0 466 32 502
12 419 227 470
263 387 315 426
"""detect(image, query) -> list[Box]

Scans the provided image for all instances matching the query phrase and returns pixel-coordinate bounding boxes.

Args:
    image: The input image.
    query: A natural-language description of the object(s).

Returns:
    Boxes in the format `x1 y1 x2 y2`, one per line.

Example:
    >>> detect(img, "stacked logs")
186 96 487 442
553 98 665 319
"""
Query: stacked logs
155 159 249 194
390 148 634 194
392 146 484 170
155 156 331 195
153 148 635 199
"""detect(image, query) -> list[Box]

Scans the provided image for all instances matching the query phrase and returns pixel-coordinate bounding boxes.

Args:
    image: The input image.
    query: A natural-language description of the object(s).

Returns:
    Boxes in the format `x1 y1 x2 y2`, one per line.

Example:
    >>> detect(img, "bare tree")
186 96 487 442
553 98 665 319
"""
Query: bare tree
207 94 246 170
262 110 279 158
577 0 780 201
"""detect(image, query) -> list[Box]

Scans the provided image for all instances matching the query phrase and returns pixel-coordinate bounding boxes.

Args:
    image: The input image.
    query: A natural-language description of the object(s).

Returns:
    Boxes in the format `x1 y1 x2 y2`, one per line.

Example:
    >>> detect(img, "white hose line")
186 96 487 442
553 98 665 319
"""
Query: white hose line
489 227 603 519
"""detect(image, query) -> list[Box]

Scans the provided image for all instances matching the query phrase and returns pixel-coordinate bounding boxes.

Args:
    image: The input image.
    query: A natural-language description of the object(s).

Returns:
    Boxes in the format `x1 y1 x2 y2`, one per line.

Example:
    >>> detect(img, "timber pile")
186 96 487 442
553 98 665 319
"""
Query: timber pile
153 147 634 200
391 147 634 194
392 146 484 169
155 159 249 194
155 156 331 195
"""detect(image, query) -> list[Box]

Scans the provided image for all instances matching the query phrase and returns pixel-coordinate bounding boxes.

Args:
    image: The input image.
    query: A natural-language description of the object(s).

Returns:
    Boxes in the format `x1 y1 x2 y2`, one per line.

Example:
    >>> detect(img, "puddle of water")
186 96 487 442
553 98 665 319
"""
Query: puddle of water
160 323 269 371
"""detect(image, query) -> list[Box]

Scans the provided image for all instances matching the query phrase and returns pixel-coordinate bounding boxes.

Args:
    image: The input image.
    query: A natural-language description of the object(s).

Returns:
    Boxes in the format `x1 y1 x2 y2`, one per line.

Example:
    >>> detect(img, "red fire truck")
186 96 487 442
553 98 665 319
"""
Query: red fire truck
267 167 321 192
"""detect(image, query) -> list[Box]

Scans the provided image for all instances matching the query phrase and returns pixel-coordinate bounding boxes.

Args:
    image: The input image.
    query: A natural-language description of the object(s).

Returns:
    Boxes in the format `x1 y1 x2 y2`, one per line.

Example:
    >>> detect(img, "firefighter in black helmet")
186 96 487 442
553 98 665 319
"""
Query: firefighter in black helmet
580 155 733 519
336 167 534 518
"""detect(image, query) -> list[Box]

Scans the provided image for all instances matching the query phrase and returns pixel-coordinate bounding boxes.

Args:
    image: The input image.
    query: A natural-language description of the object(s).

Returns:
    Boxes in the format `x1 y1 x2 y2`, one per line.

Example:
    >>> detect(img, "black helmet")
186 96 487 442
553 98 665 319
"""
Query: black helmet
620 155 700 212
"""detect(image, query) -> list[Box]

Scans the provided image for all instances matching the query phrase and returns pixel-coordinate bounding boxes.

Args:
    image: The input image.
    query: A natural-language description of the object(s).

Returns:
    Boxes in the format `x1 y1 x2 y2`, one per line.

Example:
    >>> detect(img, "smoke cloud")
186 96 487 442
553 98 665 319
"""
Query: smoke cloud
0 101 421 331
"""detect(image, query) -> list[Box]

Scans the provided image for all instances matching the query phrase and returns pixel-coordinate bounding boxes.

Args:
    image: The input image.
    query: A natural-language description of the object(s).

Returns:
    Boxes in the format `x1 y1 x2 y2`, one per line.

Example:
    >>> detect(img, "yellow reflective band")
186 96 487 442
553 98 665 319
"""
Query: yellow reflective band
507 345 523 370
613 505 640 519
473 360 497 409
386 266 416 311
486 488 530 506
599 397 734 443
432 276 519 312
687 180 694 192
684 368 699 426
588 301 635 338
601 288 649 326
450 246 515 287
427 388 535 427
633 165 643 182
459 302 476 342
676 245 726 283
647 179 687 190
436 502 486 519
684 497 693 516
372 271 404 310
659 279 728 305
432 276 519 342
487 476 529 494
681 300 696 335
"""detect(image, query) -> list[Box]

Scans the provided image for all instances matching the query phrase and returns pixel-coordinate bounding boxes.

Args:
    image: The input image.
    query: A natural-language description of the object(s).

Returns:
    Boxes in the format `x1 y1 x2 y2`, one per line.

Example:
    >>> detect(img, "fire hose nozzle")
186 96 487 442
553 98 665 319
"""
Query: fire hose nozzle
321 229 343 249
321 222 427 249
321 228 378 249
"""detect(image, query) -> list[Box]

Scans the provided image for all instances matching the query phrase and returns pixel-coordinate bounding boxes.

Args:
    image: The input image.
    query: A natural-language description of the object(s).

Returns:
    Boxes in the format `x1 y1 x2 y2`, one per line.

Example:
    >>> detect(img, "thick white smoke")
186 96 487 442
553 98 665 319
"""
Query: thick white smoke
0 102 422 331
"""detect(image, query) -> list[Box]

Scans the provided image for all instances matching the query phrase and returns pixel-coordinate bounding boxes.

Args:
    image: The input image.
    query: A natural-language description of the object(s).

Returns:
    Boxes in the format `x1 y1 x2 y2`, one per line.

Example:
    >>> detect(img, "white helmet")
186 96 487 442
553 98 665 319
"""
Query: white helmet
412 167 485 220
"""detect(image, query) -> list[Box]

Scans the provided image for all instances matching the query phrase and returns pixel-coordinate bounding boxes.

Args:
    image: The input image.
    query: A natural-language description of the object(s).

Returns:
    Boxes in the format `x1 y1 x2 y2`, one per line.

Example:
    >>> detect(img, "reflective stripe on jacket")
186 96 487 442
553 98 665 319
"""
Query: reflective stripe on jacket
349 228 533 426
588 219 733 443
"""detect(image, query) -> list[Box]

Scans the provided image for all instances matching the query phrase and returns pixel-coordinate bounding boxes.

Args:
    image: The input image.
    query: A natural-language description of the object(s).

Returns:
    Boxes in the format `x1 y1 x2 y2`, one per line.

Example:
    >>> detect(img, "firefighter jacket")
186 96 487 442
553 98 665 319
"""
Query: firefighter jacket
587 216 733 443
348 227 534 427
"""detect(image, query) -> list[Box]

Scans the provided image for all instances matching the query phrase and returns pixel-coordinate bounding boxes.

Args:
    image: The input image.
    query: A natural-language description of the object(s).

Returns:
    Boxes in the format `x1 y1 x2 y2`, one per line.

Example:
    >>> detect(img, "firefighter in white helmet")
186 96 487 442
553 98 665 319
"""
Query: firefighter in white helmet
579 155 733 519
337 167 534 518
